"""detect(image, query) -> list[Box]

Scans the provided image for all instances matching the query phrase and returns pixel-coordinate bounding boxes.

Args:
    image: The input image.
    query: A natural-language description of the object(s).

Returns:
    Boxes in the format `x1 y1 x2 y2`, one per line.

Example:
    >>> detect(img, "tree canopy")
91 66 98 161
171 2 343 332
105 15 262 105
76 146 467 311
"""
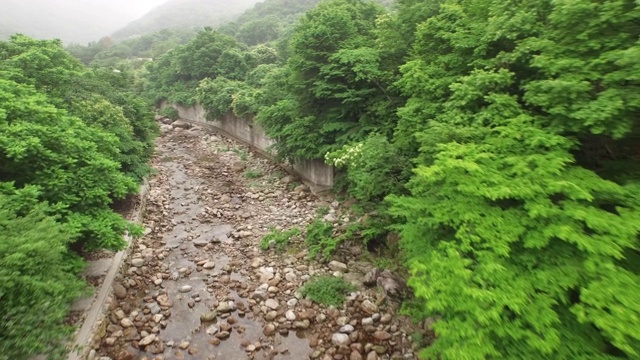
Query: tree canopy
0 34 157 357
135 0 640 357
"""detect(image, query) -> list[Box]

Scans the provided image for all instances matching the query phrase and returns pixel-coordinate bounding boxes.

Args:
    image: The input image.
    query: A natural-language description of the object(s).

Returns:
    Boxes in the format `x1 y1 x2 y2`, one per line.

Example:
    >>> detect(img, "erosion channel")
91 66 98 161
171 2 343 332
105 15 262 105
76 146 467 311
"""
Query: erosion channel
95 119 419 360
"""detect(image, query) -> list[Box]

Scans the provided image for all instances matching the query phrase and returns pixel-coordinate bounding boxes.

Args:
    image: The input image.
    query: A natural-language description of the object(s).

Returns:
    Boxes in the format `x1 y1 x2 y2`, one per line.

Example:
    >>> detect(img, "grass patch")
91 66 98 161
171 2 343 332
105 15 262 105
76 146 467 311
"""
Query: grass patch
300 276 357 307
316 205 330 216
232 148 249 161
244 169 263 179
305 219 336 259
260 227 301 251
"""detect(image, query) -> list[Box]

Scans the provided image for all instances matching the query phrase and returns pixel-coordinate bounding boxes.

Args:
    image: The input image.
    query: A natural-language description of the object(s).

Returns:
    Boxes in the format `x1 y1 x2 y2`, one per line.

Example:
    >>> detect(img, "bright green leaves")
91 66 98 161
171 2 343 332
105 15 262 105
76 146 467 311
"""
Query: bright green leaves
0 78 136 249
391 0 640 357
523 0 640 139
0 183 86 360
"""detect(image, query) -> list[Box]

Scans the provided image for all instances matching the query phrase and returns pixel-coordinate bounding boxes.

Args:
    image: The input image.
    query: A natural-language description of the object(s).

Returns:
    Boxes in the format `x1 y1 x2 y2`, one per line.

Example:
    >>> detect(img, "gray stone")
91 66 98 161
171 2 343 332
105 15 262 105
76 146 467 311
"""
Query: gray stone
179 285 192 293
131 258 145 267
331 333 351 347
328 260 348 272
265 298 279 310
340 324 355 334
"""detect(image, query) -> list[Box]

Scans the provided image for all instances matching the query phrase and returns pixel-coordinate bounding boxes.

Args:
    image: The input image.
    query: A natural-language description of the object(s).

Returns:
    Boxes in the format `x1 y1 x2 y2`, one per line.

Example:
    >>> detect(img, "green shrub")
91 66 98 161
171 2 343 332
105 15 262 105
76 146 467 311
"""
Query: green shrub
260 226 301 251
299 275 357 307
244 168 263 179
158 106 179 120
0 184 86 360
305 219 336 259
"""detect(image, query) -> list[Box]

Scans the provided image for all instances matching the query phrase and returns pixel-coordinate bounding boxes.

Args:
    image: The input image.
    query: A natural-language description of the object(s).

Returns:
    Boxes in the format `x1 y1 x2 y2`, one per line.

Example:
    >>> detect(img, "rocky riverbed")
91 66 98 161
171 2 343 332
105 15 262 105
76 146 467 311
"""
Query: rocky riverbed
94 119 422 360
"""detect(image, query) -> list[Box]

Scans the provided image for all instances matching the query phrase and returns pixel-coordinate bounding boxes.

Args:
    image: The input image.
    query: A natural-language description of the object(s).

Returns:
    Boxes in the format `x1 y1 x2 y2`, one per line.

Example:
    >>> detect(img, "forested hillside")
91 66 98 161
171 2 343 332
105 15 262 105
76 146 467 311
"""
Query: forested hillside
145 0 640 358
112 0 260 41
0 35 157 358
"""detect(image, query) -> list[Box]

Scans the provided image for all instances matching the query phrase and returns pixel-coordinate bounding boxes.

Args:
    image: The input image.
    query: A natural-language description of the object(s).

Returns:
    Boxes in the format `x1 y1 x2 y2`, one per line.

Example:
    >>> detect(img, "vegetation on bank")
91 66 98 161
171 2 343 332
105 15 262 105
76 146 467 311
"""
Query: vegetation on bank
0 34 157 358
141 0 640 357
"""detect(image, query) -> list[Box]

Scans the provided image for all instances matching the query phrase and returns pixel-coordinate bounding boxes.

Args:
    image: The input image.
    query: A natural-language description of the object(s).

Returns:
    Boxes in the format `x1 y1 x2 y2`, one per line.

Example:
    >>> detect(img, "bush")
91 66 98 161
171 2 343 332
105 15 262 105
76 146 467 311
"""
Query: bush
300 275 357 307
158 106 179 120
0 184 86 359
259 226 301 251
305 219 336 259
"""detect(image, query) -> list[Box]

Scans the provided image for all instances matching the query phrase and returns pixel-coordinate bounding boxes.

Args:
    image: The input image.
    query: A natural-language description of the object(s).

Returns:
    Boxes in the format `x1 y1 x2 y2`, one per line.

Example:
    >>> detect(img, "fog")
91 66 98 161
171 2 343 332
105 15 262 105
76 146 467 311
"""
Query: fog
0 0 168 44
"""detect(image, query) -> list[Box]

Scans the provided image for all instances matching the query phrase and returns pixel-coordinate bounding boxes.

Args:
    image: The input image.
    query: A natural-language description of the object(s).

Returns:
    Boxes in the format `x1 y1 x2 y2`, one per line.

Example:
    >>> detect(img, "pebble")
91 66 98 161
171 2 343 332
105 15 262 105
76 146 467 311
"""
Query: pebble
139 334 156 346
179 285 193 293
332 333 351 346
361 300 378 315
265 298 279 310
328 260 348 272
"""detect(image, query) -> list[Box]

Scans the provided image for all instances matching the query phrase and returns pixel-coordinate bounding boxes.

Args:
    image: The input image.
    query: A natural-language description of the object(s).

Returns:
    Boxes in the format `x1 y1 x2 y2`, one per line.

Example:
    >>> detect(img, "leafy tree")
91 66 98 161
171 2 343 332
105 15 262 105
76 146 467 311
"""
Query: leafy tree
0 78 137 250
257 0 396 160
389 0 640 358
0 184 85 360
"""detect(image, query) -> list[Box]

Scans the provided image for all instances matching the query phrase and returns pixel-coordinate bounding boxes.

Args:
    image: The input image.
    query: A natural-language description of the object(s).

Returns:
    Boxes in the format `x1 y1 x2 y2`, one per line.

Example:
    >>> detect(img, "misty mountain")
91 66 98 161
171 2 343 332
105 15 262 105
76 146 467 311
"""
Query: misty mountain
0 0 165 44
112 0 261 40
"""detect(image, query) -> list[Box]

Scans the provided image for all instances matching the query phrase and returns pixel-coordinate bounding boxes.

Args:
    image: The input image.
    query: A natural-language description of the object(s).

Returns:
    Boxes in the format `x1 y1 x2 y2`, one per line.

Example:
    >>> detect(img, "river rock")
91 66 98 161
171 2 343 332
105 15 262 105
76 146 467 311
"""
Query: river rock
139 334 156 346
113 283 127 299
332 333 351 347
328 261 348 272
373 331 391 341
361 300 378 315
265 298 279 310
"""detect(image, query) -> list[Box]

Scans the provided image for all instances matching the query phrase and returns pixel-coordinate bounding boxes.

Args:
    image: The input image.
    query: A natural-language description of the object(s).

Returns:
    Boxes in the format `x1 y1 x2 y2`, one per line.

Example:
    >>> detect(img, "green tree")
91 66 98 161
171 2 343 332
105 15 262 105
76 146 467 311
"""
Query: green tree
0 183 85 360
389 0 640 358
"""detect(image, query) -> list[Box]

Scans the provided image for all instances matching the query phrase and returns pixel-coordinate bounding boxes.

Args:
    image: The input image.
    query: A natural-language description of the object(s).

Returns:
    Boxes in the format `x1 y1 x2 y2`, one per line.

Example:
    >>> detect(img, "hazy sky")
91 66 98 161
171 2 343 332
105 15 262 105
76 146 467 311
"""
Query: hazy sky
1 0 171 43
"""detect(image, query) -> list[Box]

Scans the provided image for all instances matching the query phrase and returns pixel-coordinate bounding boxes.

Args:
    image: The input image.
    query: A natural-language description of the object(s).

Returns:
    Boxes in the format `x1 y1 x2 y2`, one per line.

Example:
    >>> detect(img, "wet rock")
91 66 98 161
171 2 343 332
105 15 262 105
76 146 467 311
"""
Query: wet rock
216 331 230 339
206 325 219 335
200 311 217 322
216 302 232 313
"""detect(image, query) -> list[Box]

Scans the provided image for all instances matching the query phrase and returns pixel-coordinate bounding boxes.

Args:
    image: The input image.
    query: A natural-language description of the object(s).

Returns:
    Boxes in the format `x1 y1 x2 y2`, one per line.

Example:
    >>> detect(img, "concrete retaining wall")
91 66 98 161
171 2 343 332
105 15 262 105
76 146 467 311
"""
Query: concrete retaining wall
68 180 150 360
167 103 334 188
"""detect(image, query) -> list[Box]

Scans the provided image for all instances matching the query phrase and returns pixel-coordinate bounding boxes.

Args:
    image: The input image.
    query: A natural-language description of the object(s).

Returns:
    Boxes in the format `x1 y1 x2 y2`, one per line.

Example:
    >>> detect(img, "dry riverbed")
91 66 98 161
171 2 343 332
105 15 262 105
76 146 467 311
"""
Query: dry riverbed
94 119 422 360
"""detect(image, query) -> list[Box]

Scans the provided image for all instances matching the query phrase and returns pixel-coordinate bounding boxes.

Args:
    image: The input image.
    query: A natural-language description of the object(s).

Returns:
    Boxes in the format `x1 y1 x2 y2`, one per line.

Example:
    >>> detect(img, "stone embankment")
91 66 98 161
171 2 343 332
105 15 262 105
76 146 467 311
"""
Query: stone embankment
91 118 422 360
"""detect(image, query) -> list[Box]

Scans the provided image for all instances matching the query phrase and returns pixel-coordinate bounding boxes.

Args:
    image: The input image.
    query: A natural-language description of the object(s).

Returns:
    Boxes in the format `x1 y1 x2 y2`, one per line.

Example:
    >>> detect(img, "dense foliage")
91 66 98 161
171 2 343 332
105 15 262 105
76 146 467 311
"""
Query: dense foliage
0 34 157 356
142 0 640 358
